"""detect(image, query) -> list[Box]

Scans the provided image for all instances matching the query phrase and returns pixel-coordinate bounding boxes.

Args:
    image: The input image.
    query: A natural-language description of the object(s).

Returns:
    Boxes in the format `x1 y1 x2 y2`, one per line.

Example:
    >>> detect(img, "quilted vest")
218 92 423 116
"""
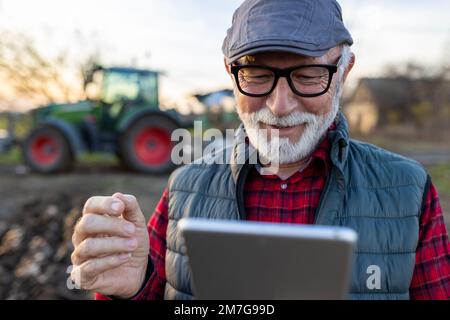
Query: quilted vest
164 112 428 300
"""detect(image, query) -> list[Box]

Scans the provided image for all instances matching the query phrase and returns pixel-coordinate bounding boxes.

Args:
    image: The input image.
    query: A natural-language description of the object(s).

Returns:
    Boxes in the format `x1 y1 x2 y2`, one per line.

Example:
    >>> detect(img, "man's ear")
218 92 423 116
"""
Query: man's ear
224 58 231 75
342 53 355 83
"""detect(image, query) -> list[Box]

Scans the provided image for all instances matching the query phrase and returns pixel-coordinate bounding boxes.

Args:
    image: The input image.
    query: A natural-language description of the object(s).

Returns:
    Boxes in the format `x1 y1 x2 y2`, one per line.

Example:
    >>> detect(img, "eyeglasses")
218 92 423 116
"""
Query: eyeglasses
230 56 342 98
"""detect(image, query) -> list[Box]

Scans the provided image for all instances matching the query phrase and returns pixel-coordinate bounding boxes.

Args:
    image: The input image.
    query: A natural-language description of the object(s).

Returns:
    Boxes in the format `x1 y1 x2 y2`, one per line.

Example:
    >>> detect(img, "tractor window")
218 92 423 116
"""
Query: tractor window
85 70 103 101
138 75 158 106
102 71 158 107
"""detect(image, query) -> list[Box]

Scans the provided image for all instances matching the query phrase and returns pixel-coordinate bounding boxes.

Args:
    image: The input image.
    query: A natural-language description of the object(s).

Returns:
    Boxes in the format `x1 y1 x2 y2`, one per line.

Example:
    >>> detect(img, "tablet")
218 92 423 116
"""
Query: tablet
178 218 357 300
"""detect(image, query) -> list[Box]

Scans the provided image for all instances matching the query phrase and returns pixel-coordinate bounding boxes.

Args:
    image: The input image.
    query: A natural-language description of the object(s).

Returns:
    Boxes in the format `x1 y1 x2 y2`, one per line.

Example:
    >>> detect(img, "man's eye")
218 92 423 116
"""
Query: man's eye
296 75 316 80
241 73 273 83
249 75 272 80
294 75 320 82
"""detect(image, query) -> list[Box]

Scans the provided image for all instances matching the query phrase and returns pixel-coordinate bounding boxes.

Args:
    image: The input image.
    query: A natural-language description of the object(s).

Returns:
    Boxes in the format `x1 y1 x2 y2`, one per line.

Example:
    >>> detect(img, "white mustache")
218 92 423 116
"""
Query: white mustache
248 108 319 128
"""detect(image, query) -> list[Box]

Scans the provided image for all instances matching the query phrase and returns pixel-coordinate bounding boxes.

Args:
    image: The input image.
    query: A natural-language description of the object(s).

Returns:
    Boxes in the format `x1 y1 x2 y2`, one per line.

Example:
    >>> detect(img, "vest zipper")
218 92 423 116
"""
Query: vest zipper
314 136 347 224
235 164 251 220
314 166 335 224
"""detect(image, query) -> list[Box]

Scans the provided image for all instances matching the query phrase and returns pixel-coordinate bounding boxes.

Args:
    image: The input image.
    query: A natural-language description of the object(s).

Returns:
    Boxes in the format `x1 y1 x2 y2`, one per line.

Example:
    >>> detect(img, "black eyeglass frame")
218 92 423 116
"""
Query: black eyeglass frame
230 56 341 98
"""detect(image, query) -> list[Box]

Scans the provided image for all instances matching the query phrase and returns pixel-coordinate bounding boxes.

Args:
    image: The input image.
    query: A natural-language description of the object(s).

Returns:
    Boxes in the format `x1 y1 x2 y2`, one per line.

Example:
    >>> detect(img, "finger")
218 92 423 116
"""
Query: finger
71 253 131 290
112 193 145 225
72 236 138 265
82 196 125 217
72 214 136 246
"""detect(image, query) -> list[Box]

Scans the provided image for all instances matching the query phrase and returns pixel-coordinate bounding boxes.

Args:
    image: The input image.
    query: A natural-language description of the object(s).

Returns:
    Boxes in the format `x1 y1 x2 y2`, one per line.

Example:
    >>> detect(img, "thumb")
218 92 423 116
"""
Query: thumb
112 193 145 225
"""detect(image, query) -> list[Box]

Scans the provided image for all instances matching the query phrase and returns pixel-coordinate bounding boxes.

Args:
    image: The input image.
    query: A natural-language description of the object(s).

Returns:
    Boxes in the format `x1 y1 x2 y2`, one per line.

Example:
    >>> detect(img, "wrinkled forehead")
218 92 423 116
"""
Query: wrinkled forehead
234 47 341 67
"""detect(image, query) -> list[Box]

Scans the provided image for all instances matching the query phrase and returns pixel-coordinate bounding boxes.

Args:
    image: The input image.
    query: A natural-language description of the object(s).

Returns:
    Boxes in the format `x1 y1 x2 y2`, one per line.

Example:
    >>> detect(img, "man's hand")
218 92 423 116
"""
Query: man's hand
71 193 149 298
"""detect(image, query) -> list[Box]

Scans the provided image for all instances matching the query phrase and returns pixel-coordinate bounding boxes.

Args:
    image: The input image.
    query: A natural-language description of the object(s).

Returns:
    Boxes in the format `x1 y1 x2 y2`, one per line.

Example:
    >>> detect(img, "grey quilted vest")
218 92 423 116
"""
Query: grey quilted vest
164 112 428 300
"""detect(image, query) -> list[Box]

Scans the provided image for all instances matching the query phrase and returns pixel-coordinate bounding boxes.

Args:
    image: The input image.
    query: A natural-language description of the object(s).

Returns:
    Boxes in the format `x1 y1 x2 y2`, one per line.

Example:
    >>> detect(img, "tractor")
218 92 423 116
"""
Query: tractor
3 66 187 174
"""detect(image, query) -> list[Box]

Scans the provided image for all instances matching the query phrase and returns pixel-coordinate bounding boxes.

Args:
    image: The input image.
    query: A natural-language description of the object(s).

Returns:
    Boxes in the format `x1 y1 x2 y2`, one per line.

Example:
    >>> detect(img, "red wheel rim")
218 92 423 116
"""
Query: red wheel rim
134 127 172 166
30 135 61 166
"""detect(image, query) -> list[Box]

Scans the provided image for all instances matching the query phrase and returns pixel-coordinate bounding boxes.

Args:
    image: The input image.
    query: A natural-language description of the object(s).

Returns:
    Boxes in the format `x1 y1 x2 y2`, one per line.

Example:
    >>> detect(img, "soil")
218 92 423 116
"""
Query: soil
0 163 168 300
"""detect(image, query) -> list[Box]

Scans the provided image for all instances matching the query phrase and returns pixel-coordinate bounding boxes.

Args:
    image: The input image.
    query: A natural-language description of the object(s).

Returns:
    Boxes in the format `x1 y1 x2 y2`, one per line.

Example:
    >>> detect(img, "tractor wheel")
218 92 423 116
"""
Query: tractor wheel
118 115 178 174
22 125 74 173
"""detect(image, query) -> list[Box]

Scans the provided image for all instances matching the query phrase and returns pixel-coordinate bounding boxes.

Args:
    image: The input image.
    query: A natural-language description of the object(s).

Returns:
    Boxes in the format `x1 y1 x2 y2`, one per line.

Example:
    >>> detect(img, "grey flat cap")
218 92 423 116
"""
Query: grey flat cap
222 0 353 64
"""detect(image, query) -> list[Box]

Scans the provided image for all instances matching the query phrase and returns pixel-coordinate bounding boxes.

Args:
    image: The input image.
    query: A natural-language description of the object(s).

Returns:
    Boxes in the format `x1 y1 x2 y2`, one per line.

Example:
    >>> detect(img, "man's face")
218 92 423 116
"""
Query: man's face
226 47 350 164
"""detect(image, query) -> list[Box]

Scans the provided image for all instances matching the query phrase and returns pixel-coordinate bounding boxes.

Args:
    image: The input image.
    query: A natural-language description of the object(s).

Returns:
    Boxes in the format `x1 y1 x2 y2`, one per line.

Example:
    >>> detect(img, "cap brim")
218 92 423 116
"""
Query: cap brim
225 44 330 64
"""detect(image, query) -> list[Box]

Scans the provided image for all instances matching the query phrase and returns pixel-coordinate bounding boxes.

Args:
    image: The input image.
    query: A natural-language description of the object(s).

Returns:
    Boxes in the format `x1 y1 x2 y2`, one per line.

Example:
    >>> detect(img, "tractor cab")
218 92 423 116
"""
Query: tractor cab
84 66 161 131
84 66 160 107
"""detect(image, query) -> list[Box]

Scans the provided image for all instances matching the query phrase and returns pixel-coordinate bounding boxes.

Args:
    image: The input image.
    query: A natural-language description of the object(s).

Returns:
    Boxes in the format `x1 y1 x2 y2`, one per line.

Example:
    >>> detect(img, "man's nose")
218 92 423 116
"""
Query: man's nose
266 77 298 117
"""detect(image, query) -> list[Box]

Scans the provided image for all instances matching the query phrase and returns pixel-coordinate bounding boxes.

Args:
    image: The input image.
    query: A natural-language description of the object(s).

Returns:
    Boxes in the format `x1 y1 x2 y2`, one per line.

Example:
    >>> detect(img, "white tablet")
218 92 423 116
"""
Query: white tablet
178 218 358 300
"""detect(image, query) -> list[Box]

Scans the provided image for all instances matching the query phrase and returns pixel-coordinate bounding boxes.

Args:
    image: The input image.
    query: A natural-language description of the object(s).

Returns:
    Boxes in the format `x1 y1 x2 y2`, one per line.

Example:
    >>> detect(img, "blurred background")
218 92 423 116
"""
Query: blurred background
0 0 449 299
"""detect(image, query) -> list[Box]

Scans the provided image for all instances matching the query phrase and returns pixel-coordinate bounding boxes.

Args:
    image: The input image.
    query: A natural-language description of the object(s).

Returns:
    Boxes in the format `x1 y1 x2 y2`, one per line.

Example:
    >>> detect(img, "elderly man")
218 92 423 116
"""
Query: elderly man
71 0 450 300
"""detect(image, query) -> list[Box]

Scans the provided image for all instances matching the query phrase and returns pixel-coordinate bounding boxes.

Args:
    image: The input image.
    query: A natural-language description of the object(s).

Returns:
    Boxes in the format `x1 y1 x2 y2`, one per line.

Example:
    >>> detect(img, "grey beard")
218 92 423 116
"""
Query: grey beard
236 87 341 165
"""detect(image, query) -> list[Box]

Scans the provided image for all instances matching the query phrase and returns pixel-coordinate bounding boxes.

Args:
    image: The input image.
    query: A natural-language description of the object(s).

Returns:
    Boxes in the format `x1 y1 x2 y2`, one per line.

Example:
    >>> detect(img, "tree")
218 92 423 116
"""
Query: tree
0 31 99 111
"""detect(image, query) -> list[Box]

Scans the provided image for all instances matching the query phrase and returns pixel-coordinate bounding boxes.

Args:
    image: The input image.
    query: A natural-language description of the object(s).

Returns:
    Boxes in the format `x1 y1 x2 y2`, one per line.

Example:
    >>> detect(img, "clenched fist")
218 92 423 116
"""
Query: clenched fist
71 193 149 299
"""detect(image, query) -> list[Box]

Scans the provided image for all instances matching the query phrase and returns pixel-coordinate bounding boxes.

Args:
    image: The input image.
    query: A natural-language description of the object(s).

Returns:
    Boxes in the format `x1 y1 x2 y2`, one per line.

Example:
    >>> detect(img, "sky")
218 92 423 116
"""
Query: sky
0 0 449 106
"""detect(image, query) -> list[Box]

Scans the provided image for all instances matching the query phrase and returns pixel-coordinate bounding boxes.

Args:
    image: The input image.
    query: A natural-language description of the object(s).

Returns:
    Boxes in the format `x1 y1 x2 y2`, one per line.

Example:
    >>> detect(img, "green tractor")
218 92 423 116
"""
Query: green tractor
18 66 185 173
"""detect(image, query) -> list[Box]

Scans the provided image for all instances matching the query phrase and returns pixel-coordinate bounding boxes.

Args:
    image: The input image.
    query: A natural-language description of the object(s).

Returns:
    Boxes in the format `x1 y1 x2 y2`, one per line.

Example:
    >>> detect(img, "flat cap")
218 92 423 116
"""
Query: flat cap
222 0 353 64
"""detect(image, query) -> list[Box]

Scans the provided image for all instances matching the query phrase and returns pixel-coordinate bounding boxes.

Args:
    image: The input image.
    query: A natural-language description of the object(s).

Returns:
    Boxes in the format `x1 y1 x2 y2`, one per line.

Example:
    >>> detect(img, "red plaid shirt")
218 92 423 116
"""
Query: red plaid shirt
97 135 450 300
